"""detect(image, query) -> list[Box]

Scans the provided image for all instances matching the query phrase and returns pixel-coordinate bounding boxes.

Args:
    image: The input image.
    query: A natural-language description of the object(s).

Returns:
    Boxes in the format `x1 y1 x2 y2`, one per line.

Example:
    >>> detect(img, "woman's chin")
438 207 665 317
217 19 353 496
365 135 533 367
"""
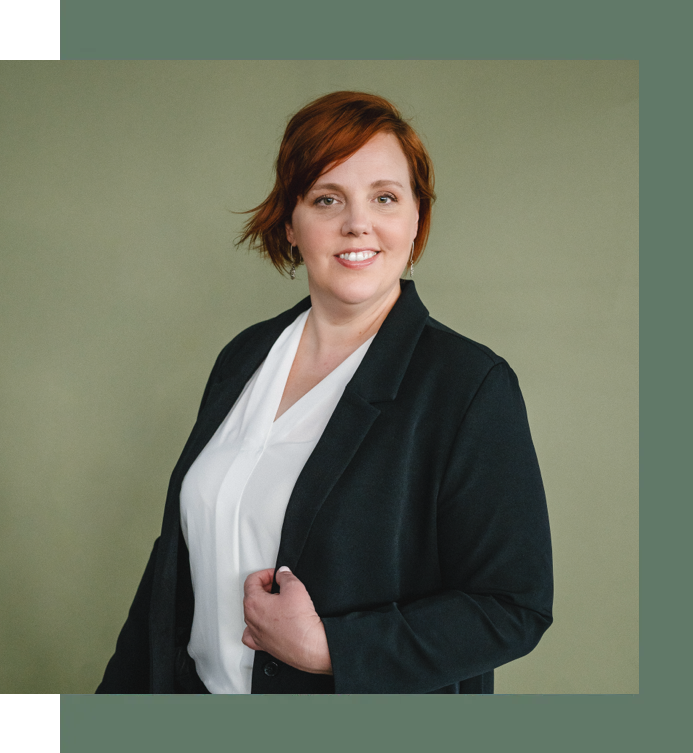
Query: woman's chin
311 277 401 309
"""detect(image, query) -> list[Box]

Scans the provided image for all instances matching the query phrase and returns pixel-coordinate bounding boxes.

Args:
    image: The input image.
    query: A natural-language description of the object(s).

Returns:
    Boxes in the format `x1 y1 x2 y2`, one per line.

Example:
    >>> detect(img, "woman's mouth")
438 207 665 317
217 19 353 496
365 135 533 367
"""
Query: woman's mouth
337 250 378 261
335 250 380 268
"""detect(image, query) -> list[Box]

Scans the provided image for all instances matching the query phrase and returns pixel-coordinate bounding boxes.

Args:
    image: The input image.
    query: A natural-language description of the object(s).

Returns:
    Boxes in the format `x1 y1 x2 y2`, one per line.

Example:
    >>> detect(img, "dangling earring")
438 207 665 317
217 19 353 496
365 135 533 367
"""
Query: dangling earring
409 242 415 278
289 244 296 280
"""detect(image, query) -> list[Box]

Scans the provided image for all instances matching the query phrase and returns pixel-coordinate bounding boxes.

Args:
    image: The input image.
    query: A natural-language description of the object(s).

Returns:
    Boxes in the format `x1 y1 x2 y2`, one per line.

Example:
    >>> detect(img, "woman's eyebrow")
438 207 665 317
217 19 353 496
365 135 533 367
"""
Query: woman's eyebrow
309 179 404 192
309 182 342 193
371 179 404 189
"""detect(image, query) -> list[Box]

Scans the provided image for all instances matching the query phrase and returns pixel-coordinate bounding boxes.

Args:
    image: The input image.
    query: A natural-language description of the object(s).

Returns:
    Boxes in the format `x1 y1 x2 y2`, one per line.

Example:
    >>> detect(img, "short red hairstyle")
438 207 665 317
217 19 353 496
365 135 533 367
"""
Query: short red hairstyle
237 91 436 276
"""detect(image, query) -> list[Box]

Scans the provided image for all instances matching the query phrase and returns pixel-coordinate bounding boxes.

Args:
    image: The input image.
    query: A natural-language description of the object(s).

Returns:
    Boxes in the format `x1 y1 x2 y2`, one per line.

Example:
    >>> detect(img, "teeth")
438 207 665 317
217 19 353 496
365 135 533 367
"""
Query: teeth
339 251 377 261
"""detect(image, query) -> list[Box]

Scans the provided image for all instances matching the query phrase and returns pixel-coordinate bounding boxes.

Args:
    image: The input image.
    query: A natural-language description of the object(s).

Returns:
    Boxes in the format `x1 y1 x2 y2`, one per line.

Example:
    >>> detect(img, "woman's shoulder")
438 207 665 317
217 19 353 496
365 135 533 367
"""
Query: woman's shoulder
197 310 302 414
421 316 508 373
213 297 312 368
205 319 268 375
414 318 527 418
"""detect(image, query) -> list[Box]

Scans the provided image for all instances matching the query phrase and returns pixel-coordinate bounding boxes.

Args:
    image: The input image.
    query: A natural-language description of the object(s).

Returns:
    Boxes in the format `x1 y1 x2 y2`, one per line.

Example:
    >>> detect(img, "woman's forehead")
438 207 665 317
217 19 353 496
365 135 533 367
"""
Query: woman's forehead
308 134 414 191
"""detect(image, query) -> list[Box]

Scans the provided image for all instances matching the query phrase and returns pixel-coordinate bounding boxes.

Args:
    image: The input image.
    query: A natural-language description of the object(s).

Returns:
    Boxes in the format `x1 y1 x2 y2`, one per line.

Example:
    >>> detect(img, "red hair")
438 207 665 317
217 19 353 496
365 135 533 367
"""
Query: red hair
237 91 436 276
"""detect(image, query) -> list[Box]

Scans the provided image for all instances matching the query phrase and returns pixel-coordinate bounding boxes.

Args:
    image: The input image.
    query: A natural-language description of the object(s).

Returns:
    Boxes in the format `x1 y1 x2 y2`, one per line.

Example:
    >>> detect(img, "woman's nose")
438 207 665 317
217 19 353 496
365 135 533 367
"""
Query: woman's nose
341 203 371 236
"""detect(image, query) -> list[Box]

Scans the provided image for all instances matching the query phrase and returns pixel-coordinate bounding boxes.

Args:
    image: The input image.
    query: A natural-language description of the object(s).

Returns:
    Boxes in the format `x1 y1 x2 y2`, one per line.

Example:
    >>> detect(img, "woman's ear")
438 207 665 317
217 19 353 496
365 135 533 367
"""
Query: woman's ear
285 221 295 246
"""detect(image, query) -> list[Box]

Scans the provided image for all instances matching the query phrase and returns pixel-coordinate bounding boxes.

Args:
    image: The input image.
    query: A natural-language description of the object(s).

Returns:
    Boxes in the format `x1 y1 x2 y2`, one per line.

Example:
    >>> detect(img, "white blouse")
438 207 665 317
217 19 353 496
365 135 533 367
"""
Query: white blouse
180 308 375 694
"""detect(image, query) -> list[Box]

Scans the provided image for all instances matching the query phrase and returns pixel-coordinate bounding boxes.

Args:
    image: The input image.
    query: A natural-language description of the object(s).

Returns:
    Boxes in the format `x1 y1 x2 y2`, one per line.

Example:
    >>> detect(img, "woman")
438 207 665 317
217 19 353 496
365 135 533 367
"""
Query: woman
97 91 553 694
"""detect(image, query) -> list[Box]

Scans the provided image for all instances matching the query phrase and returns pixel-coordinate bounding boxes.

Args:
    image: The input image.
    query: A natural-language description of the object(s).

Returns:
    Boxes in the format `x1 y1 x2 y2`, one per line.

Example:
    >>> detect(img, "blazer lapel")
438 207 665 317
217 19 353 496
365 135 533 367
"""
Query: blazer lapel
173 297 313 486
273 280 430 579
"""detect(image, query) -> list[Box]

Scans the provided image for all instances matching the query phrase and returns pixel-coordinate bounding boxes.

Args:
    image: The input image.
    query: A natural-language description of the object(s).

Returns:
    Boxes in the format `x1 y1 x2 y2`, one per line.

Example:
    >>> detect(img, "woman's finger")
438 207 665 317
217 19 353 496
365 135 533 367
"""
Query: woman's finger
257 568 275 592
275 566 312 601
243 568 275 597
275 565 303 591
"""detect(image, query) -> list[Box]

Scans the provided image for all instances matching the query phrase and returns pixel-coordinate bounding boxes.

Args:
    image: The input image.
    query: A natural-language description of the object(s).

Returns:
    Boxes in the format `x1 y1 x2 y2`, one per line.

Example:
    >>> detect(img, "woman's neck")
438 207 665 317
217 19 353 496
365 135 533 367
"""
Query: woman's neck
302 282 401 361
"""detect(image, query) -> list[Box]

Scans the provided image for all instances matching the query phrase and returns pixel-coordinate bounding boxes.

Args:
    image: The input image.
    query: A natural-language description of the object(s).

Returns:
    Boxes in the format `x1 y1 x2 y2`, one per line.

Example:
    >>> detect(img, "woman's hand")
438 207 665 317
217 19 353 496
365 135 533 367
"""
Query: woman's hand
242 566 333 675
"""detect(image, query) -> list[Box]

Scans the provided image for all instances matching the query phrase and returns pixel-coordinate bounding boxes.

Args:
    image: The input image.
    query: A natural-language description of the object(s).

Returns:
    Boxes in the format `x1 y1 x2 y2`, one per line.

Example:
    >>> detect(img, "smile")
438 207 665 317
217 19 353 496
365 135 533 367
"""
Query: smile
337 250 379 261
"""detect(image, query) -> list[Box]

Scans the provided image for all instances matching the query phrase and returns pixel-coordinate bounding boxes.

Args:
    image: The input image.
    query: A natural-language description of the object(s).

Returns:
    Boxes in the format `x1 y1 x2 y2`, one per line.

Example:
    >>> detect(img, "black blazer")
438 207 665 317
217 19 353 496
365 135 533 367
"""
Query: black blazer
97 280 553 694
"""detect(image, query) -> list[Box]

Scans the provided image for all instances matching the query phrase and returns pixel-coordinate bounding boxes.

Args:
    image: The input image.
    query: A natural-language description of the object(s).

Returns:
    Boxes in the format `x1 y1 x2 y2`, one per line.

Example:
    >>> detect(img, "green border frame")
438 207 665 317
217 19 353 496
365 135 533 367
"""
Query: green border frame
58 0 674 750
62 694 642 751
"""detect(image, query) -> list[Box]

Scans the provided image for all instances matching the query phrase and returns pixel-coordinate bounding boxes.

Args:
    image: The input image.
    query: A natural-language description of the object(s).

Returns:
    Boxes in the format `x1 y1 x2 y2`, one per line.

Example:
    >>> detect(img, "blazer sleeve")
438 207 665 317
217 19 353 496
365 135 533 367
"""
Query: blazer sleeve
95 342 232 693
321 361 553 694
96 537 160 693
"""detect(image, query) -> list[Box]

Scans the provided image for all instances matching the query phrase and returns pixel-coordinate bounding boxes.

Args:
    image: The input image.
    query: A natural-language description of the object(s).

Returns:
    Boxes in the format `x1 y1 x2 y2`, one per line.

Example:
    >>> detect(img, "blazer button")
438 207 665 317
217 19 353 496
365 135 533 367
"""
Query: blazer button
263 661 280 677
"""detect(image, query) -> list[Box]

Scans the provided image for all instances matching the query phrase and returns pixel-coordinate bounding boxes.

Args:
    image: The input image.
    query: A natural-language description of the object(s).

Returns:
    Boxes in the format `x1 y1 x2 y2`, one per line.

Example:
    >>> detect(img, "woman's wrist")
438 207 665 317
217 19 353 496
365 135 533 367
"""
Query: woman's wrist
305 620 333 675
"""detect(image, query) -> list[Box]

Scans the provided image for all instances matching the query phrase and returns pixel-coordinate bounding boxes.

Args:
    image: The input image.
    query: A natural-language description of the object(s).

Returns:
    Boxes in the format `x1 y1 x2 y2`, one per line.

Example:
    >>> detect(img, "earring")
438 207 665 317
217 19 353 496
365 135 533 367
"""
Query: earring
409 242 415 278
289 244 296 280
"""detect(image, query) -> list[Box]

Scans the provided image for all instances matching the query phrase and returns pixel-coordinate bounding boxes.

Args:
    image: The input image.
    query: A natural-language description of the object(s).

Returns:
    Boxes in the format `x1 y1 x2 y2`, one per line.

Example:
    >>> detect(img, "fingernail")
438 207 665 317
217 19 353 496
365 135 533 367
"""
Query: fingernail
277 566 291 573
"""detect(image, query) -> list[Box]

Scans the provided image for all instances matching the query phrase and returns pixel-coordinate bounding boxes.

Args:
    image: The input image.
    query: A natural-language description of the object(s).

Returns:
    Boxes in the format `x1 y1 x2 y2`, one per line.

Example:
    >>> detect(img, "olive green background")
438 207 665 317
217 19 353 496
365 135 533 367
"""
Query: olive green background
0 60 638 694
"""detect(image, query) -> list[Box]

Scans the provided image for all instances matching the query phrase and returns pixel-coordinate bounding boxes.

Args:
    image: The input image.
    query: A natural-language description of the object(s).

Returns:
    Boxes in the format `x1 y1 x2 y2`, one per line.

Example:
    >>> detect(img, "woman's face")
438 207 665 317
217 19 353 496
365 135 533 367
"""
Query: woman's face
285 132 419 313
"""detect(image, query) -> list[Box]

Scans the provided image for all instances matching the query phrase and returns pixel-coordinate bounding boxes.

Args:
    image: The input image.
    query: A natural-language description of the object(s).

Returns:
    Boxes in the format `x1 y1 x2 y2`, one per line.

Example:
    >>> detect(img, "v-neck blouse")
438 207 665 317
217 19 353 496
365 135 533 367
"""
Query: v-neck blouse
179 308 375 694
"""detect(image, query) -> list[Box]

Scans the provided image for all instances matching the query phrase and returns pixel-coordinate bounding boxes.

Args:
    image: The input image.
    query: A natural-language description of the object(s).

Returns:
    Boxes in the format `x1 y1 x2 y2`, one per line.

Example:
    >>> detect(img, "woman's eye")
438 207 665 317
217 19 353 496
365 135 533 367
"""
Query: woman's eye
315 196 336 206
376 194 396 204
